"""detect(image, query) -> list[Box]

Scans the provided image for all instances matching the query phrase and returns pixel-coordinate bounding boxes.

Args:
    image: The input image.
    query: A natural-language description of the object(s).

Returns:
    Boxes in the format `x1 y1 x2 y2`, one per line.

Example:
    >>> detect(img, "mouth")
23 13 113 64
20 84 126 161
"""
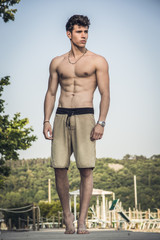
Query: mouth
80 40 86 44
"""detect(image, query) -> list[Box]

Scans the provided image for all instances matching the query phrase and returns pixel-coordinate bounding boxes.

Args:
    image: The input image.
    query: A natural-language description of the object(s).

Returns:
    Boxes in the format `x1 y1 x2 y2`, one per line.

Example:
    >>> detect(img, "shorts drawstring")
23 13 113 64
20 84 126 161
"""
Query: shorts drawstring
56 107 94 128
66 112 74 127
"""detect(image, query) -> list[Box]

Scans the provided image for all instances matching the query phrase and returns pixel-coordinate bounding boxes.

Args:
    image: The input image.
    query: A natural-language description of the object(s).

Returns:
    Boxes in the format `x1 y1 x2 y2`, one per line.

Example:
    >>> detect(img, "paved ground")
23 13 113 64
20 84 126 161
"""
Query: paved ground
1 229 160 240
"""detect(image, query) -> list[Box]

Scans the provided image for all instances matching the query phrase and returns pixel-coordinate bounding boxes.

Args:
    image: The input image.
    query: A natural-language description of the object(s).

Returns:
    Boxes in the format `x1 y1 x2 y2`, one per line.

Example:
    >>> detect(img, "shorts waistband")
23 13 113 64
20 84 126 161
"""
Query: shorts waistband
56 107 94 116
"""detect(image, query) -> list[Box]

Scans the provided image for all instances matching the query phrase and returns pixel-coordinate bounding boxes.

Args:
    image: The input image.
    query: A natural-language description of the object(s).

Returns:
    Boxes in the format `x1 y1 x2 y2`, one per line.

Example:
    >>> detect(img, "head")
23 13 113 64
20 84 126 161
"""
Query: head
66 15 90 47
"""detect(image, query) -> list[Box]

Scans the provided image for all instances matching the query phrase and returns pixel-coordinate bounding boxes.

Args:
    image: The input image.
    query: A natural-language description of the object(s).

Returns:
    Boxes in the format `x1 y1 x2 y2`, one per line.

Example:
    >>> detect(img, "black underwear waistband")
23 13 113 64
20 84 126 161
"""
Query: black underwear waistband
56 107 94 116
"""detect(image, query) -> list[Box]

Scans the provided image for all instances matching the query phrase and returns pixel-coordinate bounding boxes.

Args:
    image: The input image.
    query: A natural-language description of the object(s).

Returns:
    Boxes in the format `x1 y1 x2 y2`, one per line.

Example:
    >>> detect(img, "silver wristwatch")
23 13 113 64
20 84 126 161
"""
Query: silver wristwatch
97 121 106 127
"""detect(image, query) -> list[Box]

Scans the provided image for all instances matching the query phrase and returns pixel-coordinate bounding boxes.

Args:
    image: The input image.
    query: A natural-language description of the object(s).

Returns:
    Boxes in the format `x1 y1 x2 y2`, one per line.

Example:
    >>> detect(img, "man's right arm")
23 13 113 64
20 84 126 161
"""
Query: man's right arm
43 58 59 140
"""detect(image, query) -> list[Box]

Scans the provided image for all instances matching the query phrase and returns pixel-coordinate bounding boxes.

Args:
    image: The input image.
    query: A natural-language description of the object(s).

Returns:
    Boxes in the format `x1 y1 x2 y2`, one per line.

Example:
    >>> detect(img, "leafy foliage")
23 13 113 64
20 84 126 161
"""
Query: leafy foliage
0 0 21 22
0 77 37 188
0 155 160 214
39 201 63 219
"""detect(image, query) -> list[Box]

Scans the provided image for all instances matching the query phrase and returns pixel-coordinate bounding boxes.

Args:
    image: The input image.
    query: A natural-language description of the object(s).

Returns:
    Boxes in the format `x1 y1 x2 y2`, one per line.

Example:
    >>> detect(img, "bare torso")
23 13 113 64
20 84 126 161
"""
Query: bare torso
56 50 98 108
44 47 109 140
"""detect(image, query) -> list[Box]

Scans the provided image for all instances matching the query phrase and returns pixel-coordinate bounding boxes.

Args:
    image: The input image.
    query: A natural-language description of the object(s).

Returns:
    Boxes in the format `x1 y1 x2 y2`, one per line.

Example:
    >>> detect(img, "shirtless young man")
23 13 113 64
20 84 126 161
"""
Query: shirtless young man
43 15 110 234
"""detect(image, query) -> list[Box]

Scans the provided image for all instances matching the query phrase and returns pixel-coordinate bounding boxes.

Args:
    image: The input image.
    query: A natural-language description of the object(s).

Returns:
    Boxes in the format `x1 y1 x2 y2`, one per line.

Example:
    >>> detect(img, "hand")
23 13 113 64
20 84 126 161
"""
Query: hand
90 124 104 141
43 122 53 140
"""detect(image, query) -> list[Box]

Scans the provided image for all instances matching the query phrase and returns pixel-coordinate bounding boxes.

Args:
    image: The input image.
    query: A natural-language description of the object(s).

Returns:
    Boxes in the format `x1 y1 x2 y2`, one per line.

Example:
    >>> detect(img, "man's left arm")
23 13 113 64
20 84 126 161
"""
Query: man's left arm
90 56 110 141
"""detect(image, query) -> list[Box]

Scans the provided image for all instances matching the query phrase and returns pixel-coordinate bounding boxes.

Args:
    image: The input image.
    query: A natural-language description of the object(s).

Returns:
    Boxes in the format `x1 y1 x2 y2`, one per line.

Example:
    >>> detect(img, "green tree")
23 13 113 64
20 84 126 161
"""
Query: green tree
0 0 21 22
34 190 46 202
0 76 37 188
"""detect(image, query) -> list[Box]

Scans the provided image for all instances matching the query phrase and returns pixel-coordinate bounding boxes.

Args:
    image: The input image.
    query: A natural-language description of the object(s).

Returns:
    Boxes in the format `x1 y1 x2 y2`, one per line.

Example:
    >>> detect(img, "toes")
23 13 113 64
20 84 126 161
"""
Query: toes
65 230 75 234
77 229 89 234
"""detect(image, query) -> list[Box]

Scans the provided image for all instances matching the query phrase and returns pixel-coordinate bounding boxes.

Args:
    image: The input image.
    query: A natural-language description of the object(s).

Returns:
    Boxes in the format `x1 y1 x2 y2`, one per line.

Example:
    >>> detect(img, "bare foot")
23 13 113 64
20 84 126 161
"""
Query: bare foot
64 213 75 234
77 223 89 234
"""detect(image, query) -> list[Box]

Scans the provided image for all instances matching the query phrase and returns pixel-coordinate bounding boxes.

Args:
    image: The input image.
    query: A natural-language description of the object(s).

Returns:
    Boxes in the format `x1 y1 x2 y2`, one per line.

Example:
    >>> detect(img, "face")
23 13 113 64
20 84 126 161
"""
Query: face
67 25 88 47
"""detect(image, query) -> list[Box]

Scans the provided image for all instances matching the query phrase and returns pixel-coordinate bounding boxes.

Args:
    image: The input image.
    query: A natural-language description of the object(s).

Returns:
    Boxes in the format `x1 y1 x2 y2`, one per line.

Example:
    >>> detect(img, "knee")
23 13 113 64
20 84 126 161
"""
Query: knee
54 168 67 178
79 168 93 178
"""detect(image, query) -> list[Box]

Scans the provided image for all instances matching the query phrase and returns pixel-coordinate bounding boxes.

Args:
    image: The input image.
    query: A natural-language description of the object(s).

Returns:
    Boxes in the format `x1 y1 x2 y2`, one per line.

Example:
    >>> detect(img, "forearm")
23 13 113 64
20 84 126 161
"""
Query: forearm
98 93 110 121
44 91 56 122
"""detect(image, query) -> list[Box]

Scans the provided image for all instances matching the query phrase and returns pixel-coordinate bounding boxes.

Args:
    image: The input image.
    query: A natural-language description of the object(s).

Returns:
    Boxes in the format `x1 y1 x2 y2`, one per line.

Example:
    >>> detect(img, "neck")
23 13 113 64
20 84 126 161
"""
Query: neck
70 41 86 57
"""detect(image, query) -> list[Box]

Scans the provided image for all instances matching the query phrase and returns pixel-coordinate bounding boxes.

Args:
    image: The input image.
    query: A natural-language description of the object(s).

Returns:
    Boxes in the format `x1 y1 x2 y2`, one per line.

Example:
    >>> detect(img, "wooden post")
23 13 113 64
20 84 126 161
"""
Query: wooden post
112 192 115 200
48 179 51 203
148 208 150 219
41 217 43 229
8 218 12 230
18 217 21 229
74 195 77 222
133 208 136 219
62 212 64 227
134 175 138 210
32 203 36 230
37 207 40 231
129 207 132 220
52 216 55 228
27 216 29 229
145 211 148 219
58 211 60 228
139 203 141 211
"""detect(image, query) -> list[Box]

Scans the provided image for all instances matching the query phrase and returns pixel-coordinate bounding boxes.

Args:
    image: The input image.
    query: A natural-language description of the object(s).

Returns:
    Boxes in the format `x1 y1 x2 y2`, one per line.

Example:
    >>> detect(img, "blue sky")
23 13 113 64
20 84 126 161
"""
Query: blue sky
0 0 160 160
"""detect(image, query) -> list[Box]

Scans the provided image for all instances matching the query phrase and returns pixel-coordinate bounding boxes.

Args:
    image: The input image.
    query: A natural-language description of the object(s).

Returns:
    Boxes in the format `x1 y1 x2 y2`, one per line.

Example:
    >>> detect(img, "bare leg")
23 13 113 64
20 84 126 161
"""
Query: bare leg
77 168 93 234
54 168 75 234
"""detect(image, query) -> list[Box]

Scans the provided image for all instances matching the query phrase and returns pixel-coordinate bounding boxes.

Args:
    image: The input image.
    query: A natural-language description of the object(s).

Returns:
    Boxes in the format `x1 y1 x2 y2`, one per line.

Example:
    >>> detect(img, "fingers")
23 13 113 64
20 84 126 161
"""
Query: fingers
43 123 53 140
92 133 103 141
90 125 104 141
90 131 103 141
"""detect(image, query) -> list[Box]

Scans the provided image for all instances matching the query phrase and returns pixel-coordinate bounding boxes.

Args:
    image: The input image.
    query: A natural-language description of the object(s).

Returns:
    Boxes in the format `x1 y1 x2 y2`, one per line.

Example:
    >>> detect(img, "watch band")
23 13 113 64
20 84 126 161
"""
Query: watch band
97 121 106 127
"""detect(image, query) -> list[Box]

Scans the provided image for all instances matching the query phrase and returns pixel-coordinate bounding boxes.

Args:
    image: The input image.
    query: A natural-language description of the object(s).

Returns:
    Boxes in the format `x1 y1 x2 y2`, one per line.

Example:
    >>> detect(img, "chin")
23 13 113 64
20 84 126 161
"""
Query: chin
73 42 86 48
79 44 86 47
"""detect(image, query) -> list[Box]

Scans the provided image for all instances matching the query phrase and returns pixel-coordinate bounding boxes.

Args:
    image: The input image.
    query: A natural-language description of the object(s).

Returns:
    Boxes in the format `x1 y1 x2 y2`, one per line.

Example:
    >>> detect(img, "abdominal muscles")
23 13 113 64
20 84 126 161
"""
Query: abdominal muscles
58 77 96 108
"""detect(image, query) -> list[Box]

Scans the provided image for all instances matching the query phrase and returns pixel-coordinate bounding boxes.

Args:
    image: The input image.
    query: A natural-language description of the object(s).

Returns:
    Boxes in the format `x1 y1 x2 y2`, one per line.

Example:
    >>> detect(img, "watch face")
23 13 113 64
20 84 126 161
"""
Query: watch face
97 121 105 127
102 122 105 127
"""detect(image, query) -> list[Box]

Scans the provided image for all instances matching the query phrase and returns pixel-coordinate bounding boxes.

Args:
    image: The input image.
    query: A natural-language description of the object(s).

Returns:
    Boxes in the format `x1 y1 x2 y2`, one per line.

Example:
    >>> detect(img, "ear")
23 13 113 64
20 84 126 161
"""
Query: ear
66 31 72 40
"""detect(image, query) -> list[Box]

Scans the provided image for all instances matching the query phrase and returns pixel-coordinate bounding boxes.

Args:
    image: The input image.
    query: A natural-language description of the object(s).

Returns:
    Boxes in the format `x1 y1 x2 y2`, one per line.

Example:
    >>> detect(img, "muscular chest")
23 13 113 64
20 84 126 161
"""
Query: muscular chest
57 58 96 79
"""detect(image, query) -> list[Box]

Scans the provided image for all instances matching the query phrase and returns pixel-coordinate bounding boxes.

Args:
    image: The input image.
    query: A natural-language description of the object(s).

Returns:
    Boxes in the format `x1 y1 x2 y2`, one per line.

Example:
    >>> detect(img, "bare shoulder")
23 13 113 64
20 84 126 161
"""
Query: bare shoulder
87 51 109 69
49 52 68 71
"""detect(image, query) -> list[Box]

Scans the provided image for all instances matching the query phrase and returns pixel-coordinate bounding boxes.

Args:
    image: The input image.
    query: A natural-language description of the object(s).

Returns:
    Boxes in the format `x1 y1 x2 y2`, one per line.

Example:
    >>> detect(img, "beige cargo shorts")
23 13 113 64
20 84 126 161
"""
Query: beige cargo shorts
51 108 96 169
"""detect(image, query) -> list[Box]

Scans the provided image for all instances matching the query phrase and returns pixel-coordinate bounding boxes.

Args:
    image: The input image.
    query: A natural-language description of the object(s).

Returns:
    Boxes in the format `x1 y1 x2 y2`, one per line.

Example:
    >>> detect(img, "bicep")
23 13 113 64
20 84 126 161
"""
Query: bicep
47 61 59 96
96 58 110 95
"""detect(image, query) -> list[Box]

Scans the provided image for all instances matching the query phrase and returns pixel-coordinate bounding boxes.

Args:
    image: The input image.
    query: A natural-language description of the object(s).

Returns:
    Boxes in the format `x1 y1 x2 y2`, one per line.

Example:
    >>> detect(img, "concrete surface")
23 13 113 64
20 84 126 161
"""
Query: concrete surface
0 229 160 240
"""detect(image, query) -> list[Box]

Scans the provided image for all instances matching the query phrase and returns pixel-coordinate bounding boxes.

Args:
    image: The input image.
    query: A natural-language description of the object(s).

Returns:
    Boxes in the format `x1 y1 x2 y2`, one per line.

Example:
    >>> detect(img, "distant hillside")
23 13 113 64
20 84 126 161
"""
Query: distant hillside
0 155 160 211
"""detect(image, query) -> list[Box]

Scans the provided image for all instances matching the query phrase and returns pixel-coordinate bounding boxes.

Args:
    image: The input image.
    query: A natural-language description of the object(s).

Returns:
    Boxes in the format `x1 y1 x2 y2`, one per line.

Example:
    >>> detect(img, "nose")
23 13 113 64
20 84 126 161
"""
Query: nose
81 32 86 38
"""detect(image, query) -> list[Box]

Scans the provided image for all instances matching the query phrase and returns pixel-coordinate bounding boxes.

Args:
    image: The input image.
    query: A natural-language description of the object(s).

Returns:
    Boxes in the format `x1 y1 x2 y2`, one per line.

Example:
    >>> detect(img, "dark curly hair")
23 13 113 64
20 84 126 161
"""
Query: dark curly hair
66 15 90 32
